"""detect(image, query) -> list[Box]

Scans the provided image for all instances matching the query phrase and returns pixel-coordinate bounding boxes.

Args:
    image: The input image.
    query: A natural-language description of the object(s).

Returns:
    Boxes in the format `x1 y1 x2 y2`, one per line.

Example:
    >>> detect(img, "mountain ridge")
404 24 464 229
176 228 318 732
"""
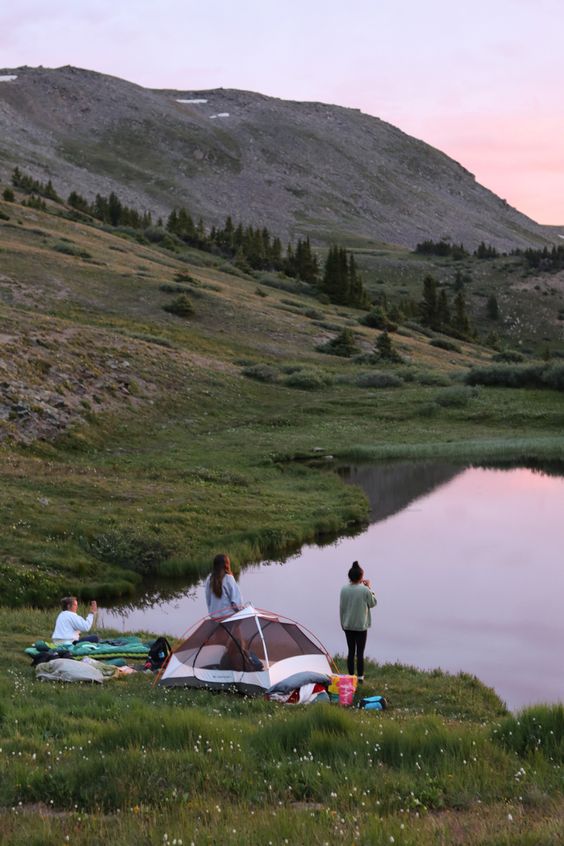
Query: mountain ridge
0 64 561 251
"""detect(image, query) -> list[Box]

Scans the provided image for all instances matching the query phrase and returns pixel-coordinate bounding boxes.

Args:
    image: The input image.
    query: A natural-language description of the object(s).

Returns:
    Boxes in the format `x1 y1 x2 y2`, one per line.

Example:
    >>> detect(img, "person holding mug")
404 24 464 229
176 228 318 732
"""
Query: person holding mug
339 561 377 682
52 596 98 644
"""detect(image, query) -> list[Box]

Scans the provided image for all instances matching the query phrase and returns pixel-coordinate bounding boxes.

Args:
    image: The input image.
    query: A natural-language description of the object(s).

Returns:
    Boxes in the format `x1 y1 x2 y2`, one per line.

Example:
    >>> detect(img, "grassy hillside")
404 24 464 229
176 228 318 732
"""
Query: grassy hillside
1 194 564 605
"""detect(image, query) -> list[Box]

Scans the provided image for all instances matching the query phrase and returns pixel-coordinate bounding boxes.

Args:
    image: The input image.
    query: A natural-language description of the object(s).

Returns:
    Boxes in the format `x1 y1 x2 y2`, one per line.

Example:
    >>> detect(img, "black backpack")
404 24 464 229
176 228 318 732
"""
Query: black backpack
147 637 172 670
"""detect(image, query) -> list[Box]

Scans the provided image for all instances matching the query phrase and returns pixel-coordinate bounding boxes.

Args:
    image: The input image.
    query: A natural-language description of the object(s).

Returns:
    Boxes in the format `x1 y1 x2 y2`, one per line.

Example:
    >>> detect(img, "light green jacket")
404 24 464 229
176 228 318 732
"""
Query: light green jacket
339 582 377 631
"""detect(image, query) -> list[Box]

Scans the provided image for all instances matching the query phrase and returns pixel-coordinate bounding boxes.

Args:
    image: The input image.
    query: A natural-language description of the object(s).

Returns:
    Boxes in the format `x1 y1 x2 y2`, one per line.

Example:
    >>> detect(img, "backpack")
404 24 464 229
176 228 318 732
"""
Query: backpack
147 637 172 670
358 694 388 711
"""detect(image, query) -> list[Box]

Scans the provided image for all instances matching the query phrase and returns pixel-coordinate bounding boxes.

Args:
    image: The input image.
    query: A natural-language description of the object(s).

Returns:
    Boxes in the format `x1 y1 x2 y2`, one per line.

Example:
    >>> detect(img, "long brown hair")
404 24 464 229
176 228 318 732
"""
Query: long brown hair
211 553 231 598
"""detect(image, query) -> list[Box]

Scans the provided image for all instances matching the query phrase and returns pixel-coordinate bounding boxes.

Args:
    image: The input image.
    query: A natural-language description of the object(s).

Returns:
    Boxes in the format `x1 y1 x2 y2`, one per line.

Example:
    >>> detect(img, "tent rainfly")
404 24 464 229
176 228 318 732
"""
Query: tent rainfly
157 605 333 694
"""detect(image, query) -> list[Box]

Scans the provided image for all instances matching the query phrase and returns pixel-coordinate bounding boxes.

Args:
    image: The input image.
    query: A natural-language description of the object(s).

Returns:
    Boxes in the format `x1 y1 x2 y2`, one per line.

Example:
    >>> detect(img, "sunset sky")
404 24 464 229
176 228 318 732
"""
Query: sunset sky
2 0 563 223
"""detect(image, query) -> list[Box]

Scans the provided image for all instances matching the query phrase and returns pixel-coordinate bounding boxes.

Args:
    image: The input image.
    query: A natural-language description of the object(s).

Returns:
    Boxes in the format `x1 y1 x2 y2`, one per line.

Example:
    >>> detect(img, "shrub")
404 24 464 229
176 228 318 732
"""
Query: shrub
159 283 203 298
545 363 564 390
284 369 331 390
81 528 171 576
359 306 397 331
355 371 403 388
318 328 360 358
143 226 168 243
241 363 280 383
175 271 197 284
162 294 194 317
0 210 9 221
400 368 450 386
404 320 435 338
417 401 440 417
2 187 15 202
52 241 92 258
491 350 525 363
257 273 314 296
430 338 462 353
434 386 476 407
465 363 564 390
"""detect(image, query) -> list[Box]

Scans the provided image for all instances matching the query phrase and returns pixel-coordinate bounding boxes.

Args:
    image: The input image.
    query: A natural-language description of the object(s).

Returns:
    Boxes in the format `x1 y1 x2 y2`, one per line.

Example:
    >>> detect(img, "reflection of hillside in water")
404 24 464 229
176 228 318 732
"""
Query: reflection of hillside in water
340 461 463 524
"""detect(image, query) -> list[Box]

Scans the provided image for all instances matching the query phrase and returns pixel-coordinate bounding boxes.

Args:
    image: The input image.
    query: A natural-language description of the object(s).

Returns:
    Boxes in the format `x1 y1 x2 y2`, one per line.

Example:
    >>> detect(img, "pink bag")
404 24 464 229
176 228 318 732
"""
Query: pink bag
329 674 357 706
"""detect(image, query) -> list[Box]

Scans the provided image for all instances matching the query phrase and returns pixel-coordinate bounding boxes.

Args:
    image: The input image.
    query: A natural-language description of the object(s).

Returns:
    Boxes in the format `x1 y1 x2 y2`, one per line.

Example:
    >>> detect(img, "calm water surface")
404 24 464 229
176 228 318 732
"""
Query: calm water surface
100 463 564 711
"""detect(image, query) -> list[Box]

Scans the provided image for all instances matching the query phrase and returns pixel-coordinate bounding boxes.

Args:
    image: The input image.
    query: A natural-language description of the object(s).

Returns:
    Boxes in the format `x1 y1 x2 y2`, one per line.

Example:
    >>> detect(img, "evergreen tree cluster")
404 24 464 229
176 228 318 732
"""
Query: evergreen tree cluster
474 241 499 259
11 167 62 203
167 210 320 282
68 190 153 229
320 246 369 308
415 239 468 259
419 275 471 337
515 245 564 273
9 167 369 309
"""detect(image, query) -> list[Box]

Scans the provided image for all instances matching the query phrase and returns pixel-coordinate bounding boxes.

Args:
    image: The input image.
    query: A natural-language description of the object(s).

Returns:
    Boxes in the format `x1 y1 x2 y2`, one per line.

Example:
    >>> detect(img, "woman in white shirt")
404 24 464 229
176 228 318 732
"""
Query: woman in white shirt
204 554 242 617
52 596 98 643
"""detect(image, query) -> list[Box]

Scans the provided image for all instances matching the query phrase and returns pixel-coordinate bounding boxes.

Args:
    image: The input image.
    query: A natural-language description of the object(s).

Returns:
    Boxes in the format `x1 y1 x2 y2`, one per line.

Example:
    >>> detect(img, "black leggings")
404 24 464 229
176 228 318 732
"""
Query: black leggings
344 629 367 677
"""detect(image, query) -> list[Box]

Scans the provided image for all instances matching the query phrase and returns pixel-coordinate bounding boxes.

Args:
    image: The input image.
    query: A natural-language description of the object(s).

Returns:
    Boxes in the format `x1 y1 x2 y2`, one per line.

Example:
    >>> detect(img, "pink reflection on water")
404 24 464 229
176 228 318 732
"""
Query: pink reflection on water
101 467 564 710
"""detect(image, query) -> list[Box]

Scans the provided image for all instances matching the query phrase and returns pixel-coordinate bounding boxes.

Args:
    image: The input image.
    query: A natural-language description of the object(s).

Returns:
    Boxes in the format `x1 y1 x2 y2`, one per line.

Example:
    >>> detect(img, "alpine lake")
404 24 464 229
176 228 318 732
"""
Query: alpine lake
100 460 564 712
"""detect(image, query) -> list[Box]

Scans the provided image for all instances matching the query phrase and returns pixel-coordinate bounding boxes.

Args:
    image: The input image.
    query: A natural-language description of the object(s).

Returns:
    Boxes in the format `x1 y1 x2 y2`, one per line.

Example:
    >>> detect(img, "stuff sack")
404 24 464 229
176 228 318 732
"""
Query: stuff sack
147 637 172 670
328 674 357 707
358 694 388 711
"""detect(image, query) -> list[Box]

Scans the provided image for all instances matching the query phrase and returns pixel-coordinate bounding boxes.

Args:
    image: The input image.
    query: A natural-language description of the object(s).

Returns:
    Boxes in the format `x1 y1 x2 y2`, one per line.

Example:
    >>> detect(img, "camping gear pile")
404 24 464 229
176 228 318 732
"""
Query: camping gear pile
25 636 166 683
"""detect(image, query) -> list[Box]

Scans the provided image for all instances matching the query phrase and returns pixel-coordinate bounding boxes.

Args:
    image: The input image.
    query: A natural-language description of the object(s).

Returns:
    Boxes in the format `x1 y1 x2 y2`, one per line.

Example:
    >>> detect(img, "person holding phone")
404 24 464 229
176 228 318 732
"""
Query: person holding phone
339 561 377 682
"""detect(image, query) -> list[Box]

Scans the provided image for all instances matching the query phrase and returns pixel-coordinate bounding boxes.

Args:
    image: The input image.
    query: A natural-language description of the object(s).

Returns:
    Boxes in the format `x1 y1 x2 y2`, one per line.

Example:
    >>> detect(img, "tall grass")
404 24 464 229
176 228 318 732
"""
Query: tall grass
493 705 564 761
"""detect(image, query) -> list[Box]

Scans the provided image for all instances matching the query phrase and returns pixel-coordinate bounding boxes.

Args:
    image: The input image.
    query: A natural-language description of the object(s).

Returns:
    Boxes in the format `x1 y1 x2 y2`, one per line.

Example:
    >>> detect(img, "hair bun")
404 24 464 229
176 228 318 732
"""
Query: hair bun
348 561 364 581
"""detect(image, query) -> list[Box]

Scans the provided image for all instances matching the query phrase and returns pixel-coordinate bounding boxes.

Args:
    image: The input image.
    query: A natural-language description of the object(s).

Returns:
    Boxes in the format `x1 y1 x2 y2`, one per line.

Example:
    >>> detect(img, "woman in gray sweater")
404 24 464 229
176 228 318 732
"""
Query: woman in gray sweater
339 561 377 681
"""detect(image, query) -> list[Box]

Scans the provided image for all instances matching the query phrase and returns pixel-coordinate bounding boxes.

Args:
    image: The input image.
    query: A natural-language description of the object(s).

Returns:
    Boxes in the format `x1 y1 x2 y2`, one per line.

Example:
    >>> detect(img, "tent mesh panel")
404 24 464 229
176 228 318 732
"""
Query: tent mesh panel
173 614 323 672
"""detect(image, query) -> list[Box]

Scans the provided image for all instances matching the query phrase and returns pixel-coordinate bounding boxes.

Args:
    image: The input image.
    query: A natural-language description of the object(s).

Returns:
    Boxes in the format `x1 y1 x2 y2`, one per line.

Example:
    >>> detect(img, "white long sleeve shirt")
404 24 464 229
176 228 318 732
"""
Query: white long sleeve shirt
52 610 95 643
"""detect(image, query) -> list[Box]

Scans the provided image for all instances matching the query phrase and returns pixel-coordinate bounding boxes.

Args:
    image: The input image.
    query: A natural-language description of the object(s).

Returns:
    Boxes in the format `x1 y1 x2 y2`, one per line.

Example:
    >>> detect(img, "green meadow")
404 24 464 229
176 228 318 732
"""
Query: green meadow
1 194 564 843
2 610 564 845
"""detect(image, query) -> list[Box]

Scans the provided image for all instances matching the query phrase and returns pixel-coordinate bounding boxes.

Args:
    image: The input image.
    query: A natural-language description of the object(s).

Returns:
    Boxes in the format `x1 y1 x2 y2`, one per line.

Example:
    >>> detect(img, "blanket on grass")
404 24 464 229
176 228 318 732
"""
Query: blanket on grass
26 636 151 661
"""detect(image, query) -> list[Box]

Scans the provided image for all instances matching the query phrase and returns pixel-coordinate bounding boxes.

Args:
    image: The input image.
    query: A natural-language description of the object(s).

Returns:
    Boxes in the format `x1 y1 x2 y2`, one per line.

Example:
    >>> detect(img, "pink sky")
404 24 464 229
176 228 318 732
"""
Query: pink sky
2 0 563 223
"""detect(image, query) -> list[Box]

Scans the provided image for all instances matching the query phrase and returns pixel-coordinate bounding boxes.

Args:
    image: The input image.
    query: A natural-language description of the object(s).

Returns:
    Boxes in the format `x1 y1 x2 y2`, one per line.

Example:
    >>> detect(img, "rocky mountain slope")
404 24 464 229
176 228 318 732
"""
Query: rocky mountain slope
0 65 560 251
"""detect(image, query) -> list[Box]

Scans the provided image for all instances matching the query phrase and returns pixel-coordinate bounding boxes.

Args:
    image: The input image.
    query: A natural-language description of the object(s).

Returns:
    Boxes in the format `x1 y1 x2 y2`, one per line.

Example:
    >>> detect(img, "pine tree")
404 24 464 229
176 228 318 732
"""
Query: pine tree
68 191 90 213
321 245 367 306
108 192 123 226
419 275 439 328
320 327 359 357
375 330 402 362
452 292 470 335
437 289 450 329
487 294 500 320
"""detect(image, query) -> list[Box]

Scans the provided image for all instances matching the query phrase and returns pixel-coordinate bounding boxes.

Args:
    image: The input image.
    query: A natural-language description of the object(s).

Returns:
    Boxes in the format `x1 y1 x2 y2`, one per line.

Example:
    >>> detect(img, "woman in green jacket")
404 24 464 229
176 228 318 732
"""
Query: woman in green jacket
339 561 377 682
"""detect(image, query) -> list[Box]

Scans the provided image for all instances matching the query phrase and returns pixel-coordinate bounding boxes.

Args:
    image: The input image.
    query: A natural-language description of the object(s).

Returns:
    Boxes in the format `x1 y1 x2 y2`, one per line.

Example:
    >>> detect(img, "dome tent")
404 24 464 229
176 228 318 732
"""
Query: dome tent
157 605 333 694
